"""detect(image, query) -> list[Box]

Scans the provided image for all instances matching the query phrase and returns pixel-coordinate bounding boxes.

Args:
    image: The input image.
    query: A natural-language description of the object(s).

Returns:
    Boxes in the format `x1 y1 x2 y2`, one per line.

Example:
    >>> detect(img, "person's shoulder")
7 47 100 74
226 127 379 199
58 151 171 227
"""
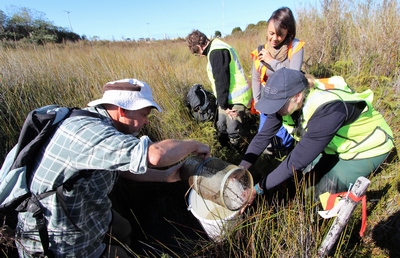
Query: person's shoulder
82 106 109 118
209 46 229 56
313 100 348 117
292 38 305 47
64 107 111 128
211 38 232 48
292 38 304 42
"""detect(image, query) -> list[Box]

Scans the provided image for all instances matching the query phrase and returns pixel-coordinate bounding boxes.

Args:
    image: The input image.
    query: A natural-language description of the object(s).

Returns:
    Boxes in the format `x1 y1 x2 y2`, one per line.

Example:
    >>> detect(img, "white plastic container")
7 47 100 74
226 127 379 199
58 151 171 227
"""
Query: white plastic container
188 189 240 242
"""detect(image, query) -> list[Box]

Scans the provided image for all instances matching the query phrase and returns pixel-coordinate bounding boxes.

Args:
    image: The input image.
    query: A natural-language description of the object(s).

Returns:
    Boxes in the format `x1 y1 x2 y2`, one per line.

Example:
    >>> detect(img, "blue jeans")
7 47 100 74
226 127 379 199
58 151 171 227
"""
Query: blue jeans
259 113 293 149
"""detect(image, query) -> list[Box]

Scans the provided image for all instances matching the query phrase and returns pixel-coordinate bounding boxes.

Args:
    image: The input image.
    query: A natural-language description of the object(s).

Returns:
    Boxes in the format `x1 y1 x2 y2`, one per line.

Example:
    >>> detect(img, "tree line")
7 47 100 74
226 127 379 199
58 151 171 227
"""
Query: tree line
0 6 83 44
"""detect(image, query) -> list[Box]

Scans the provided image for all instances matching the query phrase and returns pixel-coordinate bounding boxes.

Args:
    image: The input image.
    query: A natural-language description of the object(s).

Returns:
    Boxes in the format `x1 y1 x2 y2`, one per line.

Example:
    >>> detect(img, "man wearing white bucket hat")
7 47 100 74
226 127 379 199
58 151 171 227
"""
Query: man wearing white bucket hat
15 78 210 258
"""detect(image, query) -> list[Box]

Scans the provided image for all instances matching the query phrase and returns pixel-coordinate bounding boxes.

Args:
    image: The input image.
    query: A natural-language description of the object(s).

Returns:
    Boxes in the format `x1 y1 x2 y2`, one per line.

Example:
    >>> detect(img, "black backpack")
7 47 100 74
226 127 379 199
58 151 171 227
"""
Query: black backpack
0 105 101 257
185 84 217 122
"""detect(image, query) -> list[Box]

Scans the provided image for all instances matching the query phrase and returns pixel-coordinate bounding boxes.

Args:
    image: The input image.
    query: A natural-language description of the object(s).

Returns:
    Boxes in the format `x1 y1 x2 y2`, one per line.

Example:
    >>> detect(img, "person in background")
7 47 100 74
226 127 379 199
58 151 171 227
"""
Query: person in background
15 78 210 258
251 7 305 156
186 30 252 149
240 68 394 209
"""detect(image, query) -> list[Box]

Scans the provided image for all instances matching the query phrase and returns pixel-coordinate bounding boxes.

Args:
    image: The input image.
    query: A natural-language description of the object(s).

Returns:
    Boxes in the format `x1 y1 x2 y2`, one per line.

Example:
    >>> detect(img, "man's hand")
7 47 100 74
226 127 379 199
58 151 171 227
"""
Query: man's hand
192 142 211 159
240 187 257 214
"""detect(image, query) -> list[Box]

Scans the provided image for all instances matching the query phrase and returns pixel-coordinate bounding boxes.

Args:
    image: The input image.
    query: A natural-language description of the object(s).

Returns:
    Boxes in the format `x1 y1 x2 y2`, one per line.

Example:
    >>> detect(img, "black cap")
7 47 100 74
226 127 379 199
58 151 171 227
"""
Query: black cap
255 68 308 114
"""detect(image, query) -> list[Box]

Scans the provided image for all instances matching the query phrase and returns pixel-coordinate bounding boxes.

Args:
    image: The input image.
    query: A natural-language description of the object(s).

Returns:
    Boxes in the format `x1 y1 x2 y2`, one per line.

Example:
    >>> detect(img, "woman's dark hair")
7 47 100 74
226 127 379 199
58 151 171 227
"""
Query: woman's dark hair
268 7 296 40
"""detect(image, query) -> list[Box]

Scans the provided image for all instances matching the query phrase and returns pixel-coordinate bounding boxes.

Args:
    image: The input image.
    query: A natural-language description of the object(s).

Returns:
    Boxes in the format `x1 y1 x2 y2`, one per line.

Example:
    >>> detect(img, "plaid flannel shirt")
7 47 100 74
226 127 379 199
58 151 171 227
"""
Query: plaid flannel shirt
16 105 151 257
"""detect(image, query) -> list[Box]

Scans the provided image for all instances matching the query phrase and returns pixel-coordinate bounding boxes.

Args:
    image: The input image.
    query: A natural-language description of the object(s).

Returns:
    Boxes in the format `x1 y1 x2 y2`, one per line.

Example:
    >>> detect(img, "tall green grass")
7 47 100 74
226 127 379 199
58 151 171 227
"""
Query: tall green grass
1 0 399 257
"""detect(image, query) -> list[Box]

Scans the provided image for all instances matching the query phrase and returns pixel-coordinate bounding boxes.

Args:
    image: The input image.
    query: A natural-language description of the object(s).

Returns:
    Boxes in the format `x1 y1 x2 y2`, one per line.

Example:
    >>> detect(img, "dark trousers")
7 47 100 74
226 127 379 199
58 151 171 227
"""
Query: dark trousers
102 209 132 258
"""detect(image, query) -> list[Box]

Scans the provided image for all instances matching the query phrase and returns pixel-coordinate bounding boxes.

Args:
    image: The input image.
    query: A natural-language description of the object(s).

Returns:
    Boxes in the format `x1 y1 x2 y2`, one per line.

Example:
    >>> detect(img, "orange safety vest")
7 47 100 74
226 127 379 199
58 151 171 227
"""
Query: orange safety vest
250 38 305 85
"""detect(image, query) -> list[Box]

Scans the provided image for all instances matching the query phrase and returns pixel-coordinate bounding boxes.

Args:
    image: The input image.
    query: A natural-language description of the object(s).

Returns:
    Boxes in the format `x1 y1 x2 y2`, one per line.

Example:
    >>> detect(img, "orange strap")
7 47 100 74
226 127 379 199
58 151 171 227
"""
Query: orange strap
325 192 367 237
250 98 259 115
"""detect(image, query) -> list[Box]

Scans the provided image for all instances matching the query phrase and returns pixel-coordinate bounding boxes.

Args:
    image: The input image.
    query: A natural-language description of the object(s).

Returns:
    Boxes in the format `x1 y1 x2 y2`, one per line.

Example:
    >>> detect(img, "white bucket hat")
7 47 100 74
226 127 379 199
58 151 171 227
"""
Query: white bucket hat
88 78 162 112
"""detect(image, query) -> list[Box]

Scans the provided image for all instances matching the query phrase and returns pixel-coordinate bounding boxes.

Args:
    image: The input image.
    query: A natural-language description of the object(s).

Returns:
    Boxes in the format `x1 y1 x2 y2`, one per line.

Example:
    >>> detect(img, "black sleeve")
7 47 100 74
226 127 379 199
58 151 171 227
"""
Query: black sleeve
242 113 283 164
209 49 231 109
259 101 349 190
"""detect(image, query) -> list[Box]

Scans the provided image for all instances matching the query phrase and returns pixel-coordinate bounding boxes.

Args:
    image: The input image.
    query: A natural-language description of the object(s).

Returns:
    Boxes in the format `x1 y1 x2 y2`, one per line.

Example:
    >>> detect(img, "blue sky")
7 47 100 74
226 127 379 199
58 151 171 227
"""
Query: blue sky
0 0 307 41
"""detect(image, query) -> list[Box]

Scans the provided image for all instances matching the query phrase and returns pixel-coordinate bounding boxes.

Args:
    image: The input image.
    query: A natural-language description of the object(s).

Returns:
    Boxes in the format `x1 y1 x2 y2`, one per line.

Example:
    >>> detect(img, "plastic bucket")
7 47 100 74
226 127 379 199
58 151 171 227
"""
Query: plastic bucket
188 189 240 242
181 156 253 211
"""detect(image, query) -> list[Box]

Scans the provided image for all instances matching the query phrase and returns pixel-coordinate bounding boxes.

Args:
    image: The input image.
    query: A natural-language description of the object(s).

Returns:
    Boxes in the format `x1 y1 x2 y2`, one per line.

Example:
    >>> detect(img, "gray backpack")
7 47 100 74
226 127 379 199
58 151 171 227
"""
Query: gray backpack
185 84 217 122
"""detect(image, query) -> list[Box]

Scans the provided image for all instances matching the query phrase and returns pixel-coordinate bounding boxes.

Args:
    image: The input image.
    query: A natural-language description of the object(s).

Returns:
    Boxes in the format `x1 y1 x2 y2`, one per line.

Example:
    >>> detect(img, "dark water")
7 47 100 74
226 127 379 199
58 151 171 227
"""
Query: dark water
109 178 208 256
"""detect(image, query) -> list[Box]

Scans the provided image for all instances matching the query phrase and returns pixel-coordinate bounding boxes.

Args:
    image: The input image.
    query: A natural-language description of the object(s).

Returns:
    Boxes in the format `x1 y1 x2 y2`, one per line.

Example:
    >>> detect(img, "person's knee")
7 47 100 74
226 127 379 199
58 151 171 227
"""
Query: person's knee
110 210 132 245
217 121 226 133
116 217 131 242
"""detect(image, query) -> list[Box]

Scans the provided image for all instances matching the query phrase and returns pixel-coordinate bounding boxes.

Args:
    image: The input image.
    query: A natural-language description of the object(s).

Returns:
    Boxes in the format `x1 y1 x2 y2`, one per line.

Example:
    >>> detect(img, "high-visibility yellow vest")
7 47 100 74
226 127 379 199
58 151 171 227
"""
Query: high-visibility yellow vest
206 38 252 108
251 38 305 85
282 76 394 160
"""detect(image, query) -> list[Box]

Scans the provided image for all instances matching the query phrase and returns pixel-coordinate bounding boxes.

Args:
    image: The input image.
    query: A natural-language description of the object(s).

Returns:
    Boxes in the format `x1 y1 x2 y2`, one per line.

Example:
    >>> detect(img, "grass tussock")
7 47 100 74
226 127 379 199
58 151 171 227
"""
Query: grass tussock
1 0 399 257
